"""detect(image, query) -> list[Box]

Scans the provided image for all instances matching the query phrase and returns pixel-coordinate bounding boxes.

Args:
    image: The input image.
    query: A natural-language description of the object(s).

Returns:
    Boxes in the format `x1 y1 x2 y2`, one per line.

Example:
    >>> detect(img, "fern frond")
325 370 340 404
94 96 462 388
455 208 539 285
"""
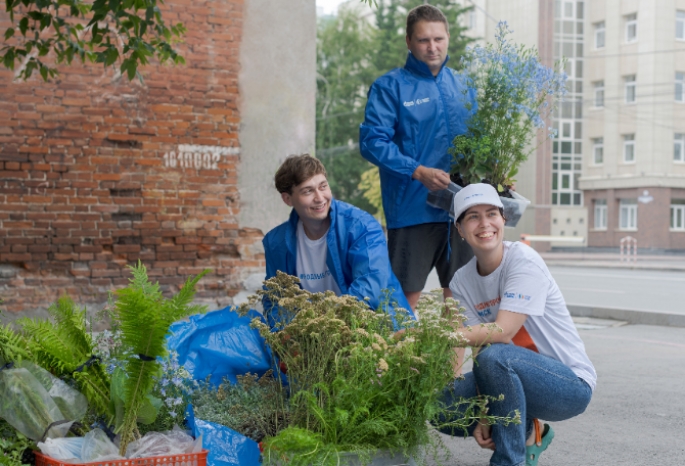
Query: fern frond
0 323 31 363
113 262 208 455
17 297 112 420
47 296 93 357
17 317 80 371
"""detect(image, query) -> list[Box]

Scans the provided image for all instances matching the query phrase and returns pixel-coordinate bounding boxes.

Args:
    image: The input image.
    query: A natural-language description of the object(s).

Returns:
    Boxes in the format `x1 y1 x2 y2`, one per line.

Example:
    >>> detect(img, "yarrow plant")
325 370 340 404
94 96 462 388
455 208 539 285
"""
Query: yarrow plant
451 21 567 192
227 272 517 466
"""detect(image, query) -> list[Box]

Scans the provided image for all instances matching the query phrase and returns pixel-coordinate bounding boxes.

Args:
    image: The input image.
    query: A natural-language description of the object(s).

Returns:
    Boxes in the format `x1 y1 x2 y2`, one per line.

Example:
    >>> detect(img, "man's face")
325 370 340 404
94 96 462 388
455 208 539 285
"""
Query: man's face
406 20 449 76
281 173 332 223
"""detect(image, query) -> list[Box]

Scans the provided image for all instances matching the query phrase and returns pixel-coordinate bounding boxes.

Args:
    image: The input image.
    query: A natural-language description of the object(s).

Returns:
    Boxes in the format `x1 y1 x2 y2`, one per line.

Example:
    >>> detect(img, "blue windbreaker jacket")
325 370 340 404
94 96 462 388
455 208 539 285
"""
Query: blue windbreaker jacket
359 52 476 229
262 199 414 322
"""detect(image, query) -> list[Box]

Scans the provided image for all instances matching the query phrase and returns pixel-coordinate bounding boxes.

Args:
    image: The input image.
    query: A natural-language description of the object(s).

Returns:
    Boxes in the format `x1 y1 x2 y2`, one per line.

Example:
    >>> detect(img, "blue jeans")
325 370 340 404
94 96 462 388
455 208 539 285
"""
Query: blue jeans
437 344 592 466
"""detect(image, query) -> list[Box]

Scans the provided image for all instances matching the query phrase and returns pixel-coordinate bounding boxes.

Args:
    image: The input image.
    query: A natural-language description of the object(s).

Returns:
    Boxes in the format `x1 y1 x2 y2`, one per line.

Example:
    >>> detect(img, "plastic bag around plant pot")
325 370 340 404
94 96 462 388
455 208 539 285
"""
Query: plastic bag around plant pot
426 182 463 218
81 428 122 462
0 366 71 441
36 437 84 461
500 191 531 228
167 306 272 386
15 360 88 422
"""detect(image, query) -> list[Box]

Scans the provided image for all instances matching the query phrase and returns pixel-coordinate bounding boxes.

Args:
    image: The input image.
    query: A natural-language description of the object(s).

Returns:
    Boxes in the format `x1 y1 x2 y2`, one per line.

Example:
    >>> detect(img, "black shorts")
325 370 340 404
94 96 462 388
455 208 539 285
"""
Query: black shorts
387 222 473 293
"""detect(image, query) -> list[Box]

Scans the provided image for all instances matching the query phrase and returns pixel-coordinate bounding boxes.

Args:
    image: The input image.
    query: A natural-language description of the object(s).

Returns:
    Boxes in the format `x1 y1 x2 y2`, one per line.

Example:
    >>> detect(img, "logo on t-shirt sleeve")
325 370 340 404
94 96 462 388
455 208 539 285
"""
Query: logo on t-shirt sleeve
504 292 532 301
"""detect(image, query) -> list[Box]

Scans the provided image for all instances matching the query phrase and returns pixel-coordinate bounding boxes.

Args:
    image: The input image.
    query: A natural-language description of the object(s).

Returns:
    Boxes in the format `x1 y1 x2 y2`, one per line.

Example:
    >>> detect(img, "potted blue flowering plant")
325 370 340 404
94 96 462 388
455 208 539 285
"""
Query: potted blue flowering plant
431 22 567 226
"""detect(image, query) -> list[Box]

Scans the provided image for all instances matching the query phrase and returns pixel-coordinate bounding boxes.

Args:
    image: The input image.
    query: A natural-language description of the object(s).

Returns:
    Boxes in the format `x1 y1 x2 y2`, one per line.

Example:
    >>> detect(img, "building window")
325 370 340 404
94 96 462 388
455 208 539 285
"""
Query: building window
677 72 685 102
594 199 607 230
623 134 635 163
625 13 637 43
594 21 605 49
619 199 637 230
675 133 685 162
672 200 685 230
677 11 685 40
625 75 636 103
594 81 604 107
468 10 477 30
593 137 604 164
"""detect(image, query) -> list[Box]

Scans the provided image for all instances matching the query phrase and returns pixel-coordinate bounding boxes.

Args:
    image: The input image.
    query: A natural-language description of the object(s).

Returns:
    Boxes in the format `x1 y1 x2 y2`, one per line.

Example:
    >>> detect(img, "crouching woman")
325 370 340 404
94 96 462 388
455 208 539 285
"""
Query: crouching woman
438 183 597 466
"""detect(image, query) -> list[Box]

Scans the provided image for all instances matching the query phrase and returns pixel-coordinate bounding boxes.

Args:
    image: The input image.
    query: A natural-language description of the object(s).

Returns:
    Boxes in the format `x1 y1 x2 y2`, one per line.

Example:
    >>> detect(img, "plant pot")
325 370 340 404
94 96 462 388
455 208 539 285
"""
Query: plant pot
426 182 530 228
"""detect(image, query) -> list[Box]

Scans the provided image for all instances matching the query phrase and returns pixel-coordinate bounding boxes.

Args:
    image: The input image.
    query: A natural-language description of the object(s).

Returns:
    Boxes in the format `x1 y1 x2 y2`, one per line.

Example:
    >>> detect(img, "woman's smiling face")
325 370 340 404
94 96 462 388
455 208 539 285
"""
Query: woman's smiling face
456 204 505 254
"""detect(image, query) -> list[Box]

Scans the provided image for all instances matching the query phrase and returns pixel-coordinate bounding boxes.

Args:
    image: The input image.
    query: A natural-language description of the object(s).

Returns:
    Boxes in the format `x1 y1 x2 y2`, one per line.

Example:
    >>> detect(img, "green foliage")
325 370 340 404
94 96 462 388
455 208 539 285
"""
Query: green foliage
449 23 566 190
0 321 30 365
138 352 196 436
16 296 112 420
234 273 517 465
192 371 287 443
317 1 473 215
1 0 186 81
112 261 208 455
358 166 384 226
0 419 34 466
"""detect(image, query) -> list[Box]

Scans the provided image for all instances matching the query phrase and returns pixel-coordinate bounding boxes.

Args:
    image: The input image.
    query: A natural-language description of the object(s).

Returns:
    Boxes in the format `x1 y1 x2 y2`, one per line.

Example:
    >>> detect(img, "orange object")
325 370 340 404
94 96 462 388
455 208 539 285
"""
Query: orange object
35 450 208 466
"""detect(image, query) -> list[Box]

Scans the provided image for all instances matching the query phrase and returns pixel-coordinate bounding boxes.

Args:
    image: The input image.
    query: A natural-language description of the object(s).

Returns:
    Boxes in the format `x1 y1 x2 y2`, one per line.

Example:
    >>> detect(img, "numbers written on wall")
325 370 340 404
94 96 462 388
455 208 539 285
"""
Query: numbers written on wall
163 145 240 169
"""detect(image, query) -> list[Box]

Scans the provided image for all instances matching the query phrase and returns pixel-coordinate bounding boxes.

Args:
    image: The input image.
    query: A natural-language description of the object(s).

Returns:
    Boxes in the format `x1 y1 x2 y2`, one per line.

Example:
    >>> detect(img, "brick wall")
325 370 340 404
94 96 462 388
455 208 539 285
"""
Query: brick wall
0 0 267 315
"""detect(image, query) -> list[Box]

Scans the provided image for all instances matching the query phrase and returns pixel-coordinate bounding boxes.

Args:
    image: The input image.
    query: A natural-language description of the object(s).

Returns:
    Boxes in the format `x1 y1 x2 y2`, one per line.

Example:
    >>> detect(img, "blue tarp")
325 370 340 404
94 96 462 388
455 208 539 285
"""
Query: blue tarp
168 306 271 465
168 306 272 386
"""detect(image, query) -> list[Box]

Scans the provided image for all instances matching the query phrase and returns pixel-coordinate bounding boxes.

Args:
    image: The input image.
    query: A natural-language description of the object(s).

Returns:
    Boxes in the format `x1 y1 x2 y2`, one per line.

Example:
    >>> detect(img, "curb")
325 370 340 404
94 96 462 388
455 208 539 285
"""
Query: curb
543 260 685 272
567 304 685 328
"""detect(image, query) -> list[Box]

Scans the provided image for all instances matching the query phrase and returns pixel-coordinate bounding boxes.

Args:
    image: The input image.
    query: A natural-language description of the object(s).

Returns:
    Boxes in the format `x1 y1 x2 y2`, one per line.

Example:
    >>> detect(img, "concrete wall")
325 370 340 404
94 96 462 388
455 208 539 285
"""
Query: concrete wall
238 0 316 236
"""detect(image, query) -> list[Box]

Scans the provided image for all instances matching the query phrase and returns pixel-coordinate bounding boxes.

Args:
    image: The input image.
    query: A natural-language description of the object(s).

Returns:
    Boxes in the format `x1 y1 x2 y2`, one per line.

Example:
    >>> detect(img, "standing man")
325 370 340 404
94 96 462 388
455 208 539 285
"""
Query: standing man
263 154 413 324
360 4 475 310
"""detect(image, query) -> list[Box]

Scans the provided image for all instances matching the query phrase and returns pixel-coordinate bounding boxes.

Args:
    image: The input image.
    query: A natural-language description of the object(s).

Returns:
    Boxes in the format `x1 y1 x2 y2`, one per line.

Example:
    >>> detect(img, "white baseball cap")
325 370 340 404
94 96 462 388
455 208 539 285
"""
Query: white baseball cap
452 183 503 223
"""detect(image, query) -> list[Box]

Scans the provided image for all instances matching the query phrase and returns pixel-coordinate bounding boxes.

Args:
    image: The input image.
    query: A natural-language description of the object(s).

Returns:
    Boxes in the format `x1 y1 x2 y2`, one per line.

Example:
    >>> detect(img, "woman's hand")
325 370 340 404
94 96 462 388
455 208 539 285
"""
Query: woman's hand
474 420 495 451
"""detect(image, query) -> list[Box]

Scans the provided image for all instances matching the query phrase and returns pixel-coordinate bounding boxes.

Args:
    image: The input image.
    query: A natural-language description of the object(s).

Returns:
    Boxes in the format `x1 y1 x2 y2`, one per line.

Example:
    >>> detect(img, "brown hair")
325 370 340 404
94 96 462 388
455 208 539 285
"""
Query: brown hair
406 4 449 39
274 154 327 194
456 207 506 225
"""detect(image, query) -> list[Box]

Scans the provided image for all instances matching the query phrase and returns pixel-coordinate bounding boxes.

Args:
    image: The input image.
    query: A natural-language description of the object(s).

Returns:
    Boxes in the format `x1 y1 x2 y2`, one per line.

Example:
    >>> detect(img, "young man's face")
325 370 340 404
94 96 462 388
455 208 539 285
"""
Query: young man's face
406 20 450 76
281 173 332 223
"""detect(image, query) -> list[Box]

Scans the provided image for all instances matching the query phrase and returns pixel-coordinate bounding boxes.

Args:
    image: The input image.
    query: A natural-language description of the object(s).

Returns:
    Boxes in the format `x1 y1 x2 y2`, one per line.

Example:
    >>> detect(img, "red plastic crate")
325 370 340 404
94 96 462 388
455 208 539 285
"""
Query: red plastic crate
34 450 208 466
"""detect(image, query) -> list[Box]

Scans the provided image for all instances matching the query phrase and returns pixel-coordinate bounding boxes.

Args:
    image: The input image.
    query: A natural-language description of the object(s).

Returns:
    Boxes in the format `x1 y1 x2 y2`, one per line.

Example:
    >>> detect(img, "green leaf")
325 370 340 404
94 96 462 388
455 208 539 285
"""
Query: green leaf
136 395 162 424
2 48 15 69
105 46 118 65
19 17 28 35
39 64 48 80
4 28 14 40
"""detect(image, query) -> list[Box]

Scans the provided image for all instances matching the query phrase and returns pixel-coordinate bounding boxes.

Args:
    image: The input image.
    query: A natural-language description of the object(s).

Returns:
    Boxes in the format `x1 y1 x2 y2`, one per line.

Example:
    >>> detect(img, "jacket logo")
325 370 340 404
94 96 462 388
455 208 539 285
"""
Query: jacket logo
403 97 431 107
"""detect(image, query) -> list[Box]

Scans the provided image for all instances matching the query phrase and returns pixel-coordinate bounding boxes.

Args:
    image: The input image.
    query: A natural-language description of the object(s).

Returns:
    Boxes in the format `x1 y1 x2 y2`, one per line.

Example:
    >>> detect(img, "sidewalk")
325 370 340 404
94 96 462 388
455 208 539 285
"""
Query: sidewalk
539 251 685 271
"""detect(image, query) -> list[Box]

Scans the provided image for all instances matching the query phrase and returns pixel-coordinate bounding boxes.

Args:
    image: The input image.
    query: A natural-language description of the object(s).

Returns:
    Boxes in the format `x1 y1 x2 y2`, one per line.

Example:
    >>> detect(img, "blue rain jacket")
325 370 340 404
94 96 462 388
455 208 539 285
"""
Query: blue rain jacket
360 53 476 229
263 199 413 321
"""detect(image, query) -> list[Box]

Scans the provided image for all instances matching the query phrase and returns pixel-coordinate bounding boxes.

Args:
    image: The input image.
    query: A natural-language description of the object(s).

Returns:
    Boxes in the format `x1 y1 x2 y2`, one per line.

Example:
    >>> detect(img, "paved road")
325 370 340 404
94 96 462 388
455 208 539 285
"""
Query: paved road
429 323 685 466
548 266 685 315
425 266 685 316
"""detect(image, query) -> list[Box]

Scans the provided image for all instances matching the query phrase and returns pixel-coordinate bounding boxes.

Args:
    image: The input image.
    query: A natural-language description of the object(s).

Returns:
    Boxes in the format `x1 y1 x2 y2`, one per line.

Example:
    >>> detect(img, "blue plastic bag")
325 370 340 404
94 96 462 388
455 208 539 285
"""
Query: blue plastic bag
186 405 261 466
168 306 272 386
168 306 270 465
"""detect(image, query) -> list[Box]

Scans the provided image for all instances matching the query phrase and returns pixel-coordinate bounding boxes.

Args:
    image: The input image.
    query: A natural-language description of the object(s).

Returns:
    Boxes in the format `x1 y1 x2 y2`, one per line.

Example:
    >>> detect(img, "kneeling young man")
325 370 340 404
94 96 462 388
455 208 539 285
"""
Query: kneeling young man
263 154 412 319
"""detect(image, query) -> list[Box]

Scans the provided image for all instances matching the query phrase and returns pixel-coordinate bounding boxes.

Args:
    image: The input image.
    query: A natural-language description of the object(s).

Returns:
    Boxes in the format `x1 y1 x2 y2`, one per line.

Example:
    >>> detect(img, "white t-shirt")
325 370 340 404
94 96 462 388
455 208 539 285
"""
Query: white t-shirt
295 221 341 295
449 241 597 391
